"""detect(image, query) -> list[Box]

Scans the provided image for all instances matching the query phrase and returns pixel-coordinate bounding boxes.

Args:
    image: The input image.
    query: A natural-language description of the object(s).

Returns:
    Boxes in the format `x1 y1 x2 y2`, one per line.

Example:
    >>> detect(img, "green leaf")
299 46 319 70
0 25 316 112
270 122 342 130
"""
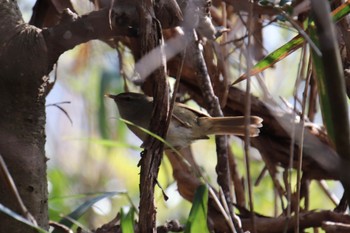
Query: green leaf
233 0 350 84
184 185 209 233
309 26 334 139
310 0 350 160
55 192 119 231
120 207 135 233
232 34 304 85
120 118 194 172
0 204 49 233
332 1 350 22
120 118 182 156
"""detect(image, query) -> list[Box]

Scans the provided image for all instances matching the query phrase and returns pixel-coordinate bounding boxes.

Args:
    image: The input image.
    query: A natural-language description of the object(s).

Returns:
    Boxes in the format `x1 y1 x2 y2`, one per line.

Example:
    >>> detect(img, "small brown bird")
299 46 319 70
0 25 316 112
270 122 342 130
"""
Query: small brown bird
107 92 263 149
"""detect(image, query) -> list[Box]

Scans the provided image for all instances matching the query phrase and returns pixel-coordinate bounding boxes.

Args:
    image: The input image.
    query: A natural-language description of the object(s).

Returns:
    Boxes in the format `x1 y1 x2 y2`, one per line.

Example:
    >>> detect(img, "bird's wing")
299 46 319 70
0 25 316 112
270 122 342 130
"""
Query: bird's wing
174 103 210 117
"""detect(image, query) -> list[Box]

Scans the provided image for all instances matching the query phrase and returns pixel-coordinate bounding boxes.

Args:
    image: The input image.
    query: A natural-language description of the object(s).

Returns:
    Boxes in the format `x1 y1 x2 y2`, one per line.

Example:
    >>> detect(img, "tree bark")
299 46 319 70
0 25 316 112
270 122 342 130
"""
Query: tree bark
138 1 169 232
0 0 145 231
0 1 49 232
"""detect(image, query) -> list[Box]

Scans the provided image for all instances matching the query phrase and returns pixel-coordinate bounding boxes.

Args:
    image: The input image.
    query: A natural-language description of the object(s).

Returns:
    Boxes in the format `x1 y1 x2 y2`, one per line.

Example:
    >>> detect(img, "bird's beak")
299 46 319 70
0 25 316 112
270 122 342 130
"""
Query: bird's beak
105 94 116 99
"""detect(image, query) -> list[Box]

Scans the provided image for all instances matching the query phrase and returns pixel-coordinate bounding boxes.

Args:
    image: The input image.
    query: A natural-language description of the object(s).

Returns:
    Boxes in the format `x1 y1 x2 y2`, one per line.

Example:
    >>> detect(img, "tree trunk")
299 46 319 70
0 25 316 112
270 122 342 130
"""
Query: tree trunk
0 1 49 232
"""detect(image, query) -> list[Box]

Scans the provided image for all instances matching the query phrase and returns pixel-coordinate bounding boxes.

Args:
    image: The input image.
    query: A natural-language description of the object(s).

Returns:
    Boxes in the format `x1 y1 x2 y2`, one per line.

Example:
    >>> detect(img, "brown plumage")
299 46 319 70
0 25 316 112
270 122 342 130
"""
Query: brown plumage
107 92 263 149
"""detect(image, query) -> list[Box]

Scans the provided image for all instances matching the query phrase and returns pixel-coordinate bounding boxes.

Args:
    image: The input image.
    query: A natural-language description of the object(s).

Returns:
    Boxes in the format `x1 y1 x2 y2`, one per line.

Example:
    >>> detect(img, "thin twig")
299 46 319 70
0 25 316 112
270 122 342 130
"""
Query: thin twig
317 180 339 206
46 101 73 125
243 1 256 232
276 8 321 56
186 29 242 232
209 187 236 232
220 1 229 108
0 155 37 225
254 166 268 187
228 148 245 207
166 46 186 139
284 44 304 231
295 44 309 233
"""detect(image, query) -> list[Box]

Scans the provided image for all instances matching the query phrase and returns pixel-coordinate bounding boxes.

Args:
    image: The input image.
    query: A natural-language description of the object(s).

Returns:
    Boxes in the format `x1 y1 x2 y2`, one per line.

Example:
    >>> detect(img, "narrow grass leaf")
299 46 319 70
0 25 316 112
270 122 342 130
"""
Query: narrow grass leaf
232 34 304 85
309 26 334 140
332 1 350 22
120 118 182 156
121 118 194 177
0 204 49 233
233 1 350 84
310 0 350 161
57 192 119 229
184 184 209 233
120 207 135 233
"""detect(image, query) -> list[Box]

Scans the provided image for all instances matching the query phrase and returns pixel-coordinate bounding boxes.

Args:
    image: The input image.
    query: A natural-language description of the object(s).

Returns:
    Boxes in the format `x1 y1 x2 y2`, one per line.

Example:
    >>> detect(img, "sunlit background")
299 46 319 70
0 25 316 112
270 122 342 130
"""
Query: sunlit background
18 0 343 230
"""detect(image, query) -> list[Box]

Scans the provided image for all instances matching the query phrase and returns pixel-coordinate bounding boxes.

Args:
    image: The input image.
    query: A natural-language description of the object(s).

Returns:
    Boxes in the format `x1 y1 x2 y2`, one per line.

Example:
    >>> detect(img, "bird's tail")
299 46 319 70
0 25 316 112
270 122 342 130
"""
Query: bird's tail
199 116 263 137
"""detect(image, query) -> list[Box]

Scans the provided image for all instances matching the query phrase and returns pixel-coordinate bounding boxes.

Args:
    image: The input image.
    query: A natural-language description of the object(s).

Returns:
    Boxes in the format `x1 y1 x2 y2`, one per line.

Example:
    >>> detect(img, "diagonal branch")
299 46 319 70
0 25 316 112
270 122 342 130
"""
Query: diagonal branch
185 30 242 232
42 8 137 68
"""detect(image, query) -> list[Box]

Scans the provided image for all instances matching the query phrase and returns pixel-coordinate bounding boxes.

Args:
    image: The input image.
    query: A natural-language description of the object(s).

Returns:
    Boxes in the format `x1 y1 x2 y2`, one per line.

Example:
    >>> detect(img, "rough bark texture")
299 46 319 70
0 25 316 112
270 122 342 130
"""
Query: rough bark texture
0 1 135 231
137 1 169 233
0 1 49 232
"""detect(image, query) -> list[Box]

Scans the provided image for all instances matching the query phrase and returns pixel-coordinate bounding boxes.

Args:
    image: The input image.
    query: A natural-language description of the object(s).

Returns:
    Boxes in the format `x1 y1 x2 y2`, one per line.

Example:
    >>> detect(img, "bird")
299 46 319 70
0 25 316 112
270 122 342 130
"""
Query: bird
107 92 263 149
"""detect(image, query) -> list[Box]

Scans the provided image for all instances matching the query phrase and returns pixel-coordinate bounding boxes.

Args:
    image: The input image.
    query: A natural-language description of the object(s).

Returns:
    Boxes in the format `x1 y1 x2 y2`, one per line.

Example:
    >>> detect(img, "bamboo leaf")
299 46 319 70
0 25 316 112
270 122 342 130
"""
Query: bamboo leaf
120 207 135 233
310 0 350 158
56 192 119 230
120 118 182 156
184 185 209 233
233 0 350 84
309 26 334 139
332 0 350 22
232 34 304 85
0 204 49 233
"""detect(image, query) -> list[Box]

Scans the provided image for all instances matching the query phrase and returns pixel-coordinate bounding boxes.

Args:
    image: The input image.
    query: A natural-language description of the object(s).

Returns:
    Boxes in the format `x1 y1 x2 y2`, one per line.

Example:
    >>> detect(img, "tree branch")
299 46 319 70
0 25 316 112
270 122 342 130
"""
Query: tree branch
42 8 137 66
137 1 169 233
241 210 350 233
185 30 242 232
